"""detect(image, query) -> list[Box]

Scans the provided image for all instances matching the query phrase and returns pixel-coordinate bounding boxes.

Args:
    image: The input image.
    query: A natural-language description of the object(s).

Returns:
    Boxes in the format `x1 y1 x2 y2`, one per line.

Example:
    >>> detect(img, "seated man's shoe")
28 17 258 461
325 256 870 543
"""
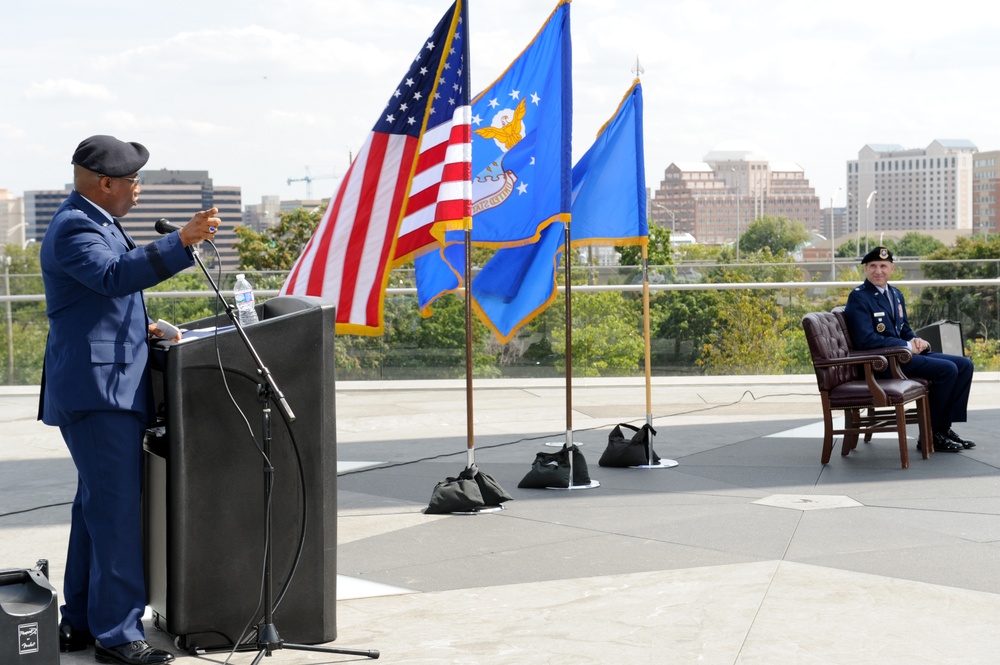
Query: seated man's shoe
59 620 94 652
95 640 174 665
946 428 976 449
918 432 962 453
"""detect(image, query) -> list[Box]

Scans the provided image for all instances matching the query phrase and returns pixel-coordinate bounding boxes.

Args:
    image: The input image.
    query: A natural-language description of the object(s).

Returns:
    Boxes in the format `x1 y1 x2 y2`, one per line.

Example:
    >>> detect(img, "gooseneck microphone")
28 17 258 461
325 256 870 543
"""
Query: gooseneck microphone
154 218 182 234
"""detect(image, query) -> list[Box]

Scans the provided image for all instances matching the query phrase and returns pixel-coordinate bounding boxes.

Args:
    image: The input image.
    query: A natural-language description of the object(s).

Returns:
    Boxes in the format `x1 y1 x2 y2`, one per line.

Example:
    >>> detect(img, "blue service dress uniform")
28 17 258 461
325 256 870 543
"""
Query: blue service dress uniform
39 190 194 647
843 278 973 434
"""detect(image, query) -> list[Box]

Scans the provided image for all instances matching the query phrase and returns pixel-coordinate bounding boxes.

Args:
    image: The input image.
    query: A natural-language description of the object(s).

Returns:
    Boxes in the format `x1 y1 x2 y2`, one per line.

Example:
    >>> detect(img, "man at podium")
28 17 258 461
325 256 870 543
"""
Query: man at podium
38 135 220 665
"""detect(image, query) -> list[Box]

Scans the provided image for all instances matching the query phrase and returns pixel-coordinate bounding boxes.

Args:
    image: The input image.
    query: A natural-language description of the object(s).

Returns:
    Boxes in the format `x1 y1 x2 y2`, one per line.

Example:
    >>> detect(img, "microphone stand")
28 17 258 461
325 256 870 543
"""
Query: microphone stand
183 241 379 662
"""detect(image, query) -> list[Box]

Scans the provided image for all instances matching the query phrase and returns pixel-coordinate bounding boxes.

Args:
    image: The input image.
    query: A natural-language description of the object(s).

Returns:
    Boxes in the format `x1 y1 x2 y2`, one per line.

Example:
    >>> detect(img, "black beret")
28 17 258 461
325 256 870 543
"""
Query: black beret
860 246 893 264
72 135 149 177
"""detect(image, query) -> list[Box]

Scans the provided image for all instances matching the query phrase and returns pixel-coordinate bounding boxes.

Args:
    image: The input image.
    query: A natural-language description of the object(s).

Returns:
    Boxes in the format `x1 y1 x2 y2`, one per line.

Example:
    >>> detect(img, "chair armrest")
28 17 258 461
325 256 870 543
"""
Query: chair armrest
859 346 913 363
853 346 913 379
814 354 888 373
814 354 889 405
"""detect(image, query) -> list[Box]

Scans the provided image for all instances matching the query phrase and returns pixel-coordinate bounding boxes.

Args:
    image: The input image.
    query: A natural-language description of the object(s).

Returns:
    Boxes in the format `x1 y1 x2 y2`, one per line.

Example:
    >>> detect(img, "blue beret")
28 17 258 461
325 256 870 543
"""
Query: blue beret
860 246 893 264
72 135 149 177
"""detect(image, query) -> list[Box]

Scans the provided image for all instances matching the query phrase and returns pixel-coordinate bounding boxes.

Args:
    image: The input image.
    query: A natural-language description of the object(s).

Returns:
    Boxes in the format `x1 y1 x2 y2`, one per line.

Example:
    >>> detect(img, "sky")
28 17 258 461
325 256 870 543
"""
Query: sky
3 0 999 217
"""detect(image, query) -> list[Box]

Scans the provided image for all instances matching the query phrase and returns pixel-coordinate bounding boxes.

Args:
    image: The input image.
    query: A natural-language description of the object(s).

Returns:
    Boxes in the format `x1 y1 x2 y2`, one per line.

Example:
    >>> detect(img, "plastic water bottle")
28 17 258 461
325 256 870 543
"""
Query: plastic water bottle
233 273 259 325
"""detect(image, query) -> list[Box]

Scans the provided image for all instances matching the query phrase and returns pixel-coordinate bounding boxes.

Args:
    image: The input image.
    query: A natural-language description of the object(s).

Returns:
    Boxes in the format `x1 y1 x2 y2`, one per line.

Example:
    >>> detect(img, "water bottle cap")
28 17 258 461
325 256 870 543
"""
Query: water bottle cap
236 273 245 279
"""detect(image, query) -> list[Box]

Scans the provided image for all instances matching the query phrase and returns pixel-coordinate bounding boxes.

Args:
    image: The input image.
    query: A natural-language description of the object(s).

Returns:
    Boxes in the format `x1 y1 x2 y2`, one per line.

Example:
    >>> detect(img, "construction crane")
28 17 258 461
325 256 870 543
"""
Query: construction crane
287 166 339 199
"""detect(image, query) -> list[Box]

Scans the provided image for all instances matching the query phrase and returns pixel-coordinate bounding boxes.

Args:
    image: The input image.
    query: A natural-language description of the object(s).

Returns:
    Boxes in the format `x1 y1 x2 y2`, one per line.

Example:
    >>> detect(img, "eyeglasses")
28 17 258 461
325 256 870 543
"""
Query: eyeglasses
100 174 141 186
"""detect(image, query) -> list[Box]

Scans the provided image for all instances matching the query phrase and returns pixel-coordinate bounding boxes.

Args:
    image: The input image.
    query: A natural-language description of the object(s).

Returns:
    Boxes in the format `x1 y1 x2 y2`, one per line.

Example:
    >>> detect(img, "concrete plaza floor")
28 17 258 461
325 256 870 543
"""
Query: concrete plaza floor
2 372 999 664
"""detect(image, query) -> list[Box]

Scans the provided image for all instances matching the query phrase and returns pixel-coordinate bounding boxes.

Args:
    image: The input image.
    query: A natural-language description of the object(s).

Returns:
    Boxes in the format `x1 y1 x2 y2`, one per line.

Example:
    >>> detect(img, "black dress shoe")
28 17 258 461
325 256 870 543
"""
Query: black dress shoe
918 432 963 453
95 640 174 664
946 428 976 449
59 620 94 652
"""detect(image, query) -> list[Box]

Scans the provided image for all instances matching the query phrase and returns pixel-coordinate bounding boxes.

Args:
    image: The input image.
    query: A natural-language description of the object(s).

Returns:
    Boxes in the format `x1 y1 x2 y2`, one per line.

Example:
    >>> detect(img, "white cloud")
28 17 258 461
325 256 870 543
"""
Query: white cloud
0 123 27 141
23 78 116 102
4 0 1000 210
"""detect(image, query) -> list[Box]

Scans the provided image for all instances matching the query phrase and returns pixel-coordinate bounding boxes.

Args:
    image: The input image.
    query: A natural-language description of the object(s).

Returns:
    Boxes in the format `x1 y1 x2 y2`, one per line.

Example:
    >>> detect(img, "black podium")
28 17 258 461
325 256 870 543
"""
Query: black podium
145 295 337 650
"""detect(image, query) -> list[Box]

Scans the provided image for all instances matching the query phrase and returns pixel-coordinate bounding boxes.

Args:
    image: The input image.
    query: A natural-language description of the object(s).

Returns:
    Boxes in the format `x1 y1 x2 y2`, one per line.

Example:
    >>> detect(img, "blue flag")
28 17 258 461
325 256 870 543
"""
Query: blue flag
469 0 572 247
415 0 572 341
415 229 464 315
570 80 647 248
471 221 565 342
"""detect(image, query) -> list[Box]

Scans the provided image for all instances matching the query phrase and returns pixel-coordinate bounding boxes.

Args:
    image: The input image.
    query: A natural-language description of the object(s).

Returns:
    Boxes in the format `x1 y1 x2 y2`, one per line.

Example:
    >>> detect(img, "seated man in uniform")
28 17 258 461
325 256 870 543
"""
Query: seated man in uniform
844 246 976 453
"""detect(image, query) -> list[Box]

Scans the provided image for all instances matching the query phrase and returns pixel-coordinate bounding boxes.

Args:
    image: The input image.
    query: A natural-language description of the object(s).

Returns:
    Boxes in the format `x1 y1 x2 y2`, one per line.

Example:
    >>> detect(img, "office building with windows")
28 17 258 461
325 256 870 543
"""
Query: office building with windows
1 189 25 247
845 140 976 240
243 195 327 232
650 143 821 247
26 170 243 269
972 150 999 236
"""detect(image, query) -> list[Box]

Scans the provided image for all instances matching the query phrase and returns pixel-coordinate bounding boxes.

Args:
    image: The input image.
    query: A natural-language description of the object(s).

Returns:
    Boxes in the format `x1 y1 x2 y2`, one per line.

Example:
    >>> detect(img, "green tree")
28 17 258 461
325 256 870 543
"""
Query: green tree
1 243 47 384
894 232 945 257
965 337 1000 371
234 207 322 273
697 289 790 374
836 237 875 259
146 269 218 326
649 289 718 367
836 233 943 259
674 243 722 263
693 249 806 374
617 223 673 268
738 215 810 256
916 235 1000 340
551 290 644 376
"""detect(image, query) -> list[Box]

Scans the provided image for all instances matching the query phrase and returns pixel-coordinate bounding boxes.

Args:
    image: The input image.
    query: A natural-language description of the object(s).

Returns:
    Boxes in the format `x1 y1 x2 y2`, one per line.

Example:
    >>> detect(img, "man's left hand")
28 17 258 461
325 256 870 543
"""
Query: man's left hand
148 322 182 342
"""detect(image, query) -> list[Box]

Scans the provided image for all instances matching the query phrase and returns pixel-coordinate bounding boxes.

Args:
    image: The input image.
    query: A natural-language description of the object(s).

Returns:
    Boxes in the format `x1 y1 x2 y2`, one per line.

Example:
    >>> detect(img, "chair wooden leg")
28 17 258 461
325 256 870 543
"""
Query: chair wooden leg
895 404 909 469
842 409 860 456
918 395 933 458
864 407 875 442
821 401 835 464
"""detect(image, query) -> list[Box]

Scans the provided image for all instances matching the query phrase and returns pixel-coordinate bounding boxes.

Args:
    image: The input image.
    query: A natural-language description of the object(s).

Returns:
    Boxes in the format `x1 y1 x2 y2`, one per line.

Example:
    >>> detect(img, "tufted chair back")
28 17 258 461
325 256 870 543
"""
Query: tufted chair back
802 311 854 391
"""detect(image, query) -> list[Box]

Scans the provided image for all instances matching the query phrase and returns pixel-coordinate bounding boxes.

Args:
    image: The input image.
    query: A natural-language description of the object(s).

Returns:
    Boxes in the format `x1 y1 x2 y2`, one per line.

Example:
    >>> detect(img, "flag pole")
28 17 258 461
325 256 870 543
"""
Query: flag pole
464 225 475 469
564 222 573 449
642 243 652 435
555 222 599 489
634 239 678 469
462 0 475 471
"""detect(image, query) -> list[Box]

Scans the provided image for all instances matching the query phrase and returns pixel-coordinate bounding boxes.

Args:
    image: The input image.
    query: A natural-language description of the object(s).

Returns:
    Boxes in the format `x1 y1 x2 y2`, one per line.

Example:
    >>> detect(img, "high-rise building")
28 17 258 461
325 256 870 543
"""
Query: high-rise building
820 206 848 241
845 140 976 241
243 196 327 233
1 189 25 247
651 143 821 247
23 189 69 243
972 150 999 236
125 170 242 268
27 170 243 269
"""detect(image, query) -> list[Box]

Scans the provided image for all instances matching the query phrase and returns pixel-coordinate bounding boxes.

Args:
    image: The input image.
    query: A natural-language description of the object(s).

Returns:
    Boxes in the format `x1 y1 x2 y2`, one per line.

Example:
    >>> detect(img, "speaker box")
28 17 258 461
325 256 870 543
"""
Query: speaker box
0 563 58 665
915 319 964 356
145 296 337 650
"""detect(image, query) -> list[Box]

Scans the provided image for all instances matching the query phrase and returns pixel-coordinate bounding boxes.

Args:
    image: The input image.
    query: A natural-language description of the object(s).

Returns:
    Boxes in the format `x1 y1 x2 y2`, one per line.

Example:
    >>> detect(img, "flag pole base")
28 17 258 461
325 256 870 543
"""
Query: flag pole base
449 504 507 515
545 480 601 490
630 459 679 469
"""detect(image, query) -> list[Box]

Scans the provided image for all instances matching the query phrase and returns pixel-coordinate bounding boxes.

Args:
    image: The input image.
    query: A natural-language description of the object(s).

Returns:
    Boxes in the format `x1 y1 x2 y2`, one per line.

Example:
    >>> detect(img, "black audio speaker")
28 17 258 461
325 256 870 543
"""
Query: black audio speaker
145 296 338 650
0 562 58 665
915 319 964 356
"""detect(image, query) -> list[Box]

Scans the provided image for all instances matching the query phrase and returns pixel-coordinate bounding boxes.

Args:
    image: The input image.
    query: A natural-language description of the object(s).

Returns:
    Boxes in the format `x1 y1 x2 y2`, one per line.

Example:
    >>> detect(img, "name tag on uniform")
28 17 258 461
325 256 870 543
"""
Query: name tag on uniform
873 312 885 317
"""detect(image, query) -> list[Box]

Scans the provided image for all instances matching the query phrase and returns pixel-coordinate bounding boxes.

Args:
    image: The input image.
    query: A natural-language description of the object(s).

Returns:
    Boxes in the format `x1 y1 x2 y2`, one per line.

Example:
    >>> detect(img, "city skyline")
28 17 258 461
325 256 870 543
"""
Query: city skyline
4 0 1000 217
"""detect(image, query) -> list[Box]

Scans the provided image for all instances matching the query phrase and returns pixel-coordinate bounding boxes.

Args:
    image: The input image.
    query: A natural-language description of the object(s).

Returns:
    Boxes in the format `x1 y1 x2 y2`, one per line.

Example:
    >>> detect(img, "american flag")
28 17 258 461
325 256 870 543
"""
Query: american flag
281 0 470 335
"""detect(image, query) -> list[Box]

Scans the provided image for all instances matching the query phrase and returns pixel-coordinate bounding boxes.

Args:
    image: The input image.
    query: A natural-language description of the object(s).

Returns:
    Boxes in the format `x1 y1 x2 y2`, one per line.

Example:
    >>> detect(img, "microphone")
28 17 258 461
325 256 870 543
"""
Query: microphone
155 218 181 234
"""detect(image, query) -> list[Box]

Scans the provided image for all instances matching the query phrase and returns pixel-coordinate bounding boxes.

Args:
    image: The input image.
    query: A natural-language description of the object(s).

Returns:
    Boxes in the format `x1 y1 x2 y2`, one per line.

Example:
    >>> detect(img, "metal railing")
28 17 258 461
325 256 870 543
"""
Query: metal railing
4 267 998 385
